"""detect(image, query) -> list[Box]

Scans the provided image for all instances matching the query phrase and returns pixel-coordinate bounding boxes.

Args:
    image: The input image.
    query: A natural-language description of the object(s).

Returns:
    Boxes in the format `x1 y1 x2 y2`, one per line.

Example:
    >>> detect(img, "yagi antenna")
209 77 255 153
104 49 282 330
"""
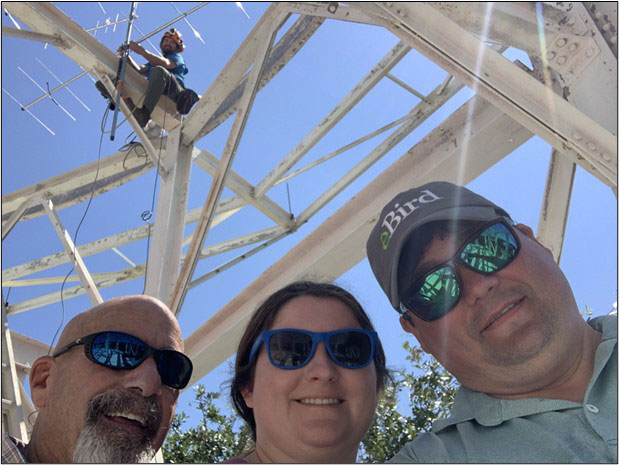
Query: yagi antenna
17 66 77 122
2 88 55 136
3 8 21 29
170 2 205 45
85 17 128 33
236 2 251 20
35 57 91 112
22 69 89 111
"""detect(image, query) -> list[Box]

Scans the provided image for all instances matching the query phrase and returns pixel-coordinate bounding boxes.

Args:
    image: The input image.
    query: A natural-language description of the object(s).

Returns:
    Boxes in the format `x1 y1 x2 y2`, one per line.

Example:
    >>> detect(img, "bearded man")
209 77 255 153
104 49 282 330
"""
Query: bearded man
1 295 193 463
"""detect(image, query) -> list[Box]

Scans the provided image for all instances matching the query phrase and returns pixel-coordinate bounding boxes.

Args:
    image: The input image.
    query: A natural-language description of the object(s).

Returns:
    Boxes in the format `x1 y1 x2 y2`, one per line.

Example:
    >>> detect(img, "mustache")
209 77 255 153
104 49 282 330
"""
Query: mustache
85 389 162 441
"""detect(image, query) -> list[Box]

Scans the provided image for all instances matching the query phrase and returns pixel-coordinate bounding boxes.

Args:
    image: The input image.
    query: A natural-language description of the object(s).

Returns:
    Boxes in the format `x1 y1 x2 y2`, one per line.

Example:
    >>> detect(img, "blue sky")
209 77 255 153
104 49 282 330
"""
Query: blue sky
2 2 617 428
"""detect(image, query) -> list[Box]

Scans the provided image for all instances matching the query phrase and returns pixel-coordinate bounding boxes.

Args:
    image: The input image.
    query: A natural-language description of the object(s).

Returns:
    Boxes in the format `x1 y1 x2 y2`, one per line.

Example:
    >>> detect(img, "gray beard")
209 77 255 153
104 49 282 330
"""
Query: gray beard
72 390 161 463
73 424 155 463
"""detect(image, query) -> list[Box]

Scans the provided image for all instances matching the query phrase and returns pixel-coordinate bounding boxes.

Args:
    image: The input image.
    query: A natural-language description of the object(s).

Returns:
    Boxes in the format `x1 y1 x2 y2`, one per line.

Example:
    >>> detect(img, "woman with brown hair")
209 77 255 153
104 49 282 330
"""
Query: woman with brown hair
226 281 389 463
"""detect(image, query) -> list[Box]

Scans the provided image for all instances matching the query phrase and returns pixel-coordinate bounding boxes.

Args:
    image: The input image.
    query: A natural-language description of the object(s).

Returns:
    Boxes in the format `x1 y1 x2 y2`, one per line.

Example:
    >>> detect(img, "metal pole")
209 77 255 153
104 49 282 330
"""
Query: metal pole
110 2 138 141
133 2 208 45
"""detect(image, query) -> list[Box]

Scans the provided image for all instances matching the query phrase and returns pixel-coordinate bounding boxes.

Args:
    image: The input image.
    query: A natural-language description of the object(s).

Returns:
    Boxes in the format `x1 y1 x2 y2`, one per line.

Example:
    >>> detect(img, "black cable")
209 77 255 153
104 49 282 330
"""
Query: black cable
3 287 11 307
48 107 108 355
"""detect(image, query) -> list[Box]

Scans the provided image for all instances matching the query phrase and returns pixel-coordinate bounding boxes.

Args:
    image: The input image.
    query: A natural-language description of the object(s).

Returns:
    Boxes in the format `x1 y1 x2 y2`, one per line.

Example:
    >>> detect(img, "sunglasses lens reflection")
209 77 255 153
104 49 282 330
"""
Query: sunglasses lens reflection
267 330 373 369
410 266 460 320
269 331 313 367
460 222 519 273
91 332 146 369
329 331 373 367
404 220 520 321
90 332 192 389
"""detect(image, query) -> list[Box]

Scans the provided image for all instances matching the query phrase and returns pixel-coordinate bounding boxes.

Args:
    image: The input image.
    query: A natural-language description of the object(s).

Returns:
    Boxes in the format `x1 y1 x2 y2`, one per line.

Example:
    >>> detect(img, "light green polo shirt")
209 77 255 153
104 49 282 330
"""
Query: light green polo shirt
390 315 617 463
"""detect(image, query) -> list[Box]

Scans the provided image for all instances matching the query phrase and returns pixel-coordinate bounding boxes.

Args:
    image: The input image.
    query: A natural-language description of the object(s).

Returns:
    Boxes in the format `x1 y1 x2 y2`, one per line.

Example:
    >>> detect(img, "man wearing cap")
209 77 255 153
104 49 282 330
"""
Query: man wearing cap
366 181 617 463
1 295 193 463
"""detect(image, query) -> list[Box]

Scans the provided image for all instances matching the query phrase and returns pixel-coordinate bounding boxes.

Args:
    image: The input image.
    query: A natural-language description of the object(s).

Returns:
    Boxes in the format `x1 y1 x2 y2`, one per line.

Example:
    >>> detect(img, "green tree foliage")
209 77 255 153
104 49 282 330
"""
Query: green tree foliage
162 386 253 463
359 341 457 463
162 341 457 463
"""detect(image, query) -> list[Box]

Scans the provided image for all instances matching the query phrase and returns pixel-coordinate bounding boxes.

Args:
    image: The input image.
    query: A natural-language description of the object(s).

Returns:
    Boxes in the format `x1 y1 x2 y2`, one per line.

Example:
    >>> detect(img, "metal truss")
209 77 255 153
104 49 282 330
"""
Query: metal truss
1 1 617 434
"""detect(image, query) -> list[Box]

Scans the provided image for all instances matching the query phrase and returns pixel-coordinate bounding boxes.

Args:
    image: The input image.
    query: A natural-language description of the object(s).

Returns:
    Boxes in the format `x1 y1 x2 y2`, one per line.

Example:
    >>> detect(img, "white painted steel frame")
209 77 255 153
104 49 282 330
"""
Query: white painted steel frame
1 303 29 442
144 124 193 305
181 4 289 144
171 7 290 315
41 198 104 306
537 149 576 264
254 40 411 198
2 147 154 223
5 226 291 312
1 2 616 396
184 94 536 382
1 25 71 48
352 2 617 186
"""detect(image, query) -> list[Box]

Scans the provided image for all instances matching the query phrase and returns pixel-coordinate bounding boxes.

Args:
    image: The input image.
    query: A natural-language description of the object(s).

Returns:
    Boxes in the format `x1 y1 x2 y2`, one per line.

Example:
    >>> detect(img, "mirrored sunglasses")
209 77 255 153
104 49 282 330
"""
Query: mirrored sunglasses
399 218 520 322
54 331 193 389
248 328 377 370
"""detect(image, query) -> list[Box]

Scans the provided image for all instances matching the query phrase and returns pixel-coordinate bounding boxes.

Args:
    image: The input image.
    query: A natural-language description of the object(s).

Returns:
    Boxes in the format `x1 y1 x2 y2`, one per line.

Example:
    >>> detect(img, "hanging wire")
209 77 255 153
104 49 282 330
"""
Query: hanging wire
47 107 108 355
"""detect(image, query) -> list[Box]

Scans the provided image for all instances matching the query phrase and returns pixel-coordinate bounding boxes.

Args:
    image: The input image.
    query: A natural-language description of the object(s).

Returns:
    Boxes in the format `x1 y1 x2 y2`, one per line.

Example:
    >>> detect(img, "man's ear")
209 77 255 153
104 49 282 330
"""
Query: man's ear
29 356 54 408
515 223 554 257
241 385 254 409
399 315 430 353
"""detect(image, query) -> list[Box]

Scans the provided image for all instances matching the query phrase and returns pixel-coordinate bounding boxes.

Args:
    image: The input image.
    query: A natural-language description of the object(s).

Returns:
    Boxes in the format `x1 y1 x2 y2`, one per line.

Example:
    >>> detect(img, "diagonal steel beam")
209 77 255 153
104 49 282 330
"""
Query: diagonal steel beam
41 197 103 306
2 147 154 224
1 24 71 48
181 4 291 144
171 7 290 316
353 2 617 186
193 148 293 228
254 40 411 198
2 198 36 241
188 14 325 142
2 197 245 282
296 72 465 225
183 94 535 382
5 226 287 313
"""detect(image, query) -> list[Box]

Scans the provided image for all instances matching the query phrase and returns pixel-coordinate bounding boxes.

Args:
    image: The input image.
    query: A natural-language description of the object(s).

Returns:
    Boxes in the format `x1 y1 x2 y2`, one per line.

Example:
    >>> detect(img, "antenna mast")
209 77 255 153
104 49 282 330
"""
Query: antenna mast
110 1 138 141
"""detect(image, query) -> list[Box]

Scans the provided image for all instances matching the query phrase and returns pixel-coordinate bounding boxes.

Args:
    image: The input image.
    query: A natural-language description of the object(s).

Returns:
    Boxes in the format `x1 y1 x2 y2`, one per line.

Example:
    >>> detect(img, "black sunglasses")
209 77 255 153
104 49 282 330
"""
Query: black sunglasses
54 331 193 389
248 328 378 370
399 218 521 322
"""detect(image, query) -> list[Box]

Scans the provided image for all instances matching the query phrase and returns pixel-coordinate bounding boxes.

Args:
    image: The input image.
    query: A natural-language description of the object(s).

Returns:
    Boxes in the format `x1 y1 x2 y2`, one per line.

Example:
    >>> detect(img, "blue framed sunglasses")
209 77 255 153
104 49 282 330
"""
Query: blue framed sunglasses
248 328 378 370
399 217 520 322
54 331 193 389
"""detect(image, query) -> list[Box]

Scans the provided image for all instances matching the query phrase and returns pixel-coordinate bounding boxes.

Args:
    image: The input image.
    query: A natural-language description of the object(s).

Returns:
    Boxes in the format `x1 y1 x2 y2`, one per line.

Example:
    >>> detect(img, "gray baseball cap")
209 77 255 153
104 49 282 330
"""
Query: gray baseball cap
366 181 510 309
